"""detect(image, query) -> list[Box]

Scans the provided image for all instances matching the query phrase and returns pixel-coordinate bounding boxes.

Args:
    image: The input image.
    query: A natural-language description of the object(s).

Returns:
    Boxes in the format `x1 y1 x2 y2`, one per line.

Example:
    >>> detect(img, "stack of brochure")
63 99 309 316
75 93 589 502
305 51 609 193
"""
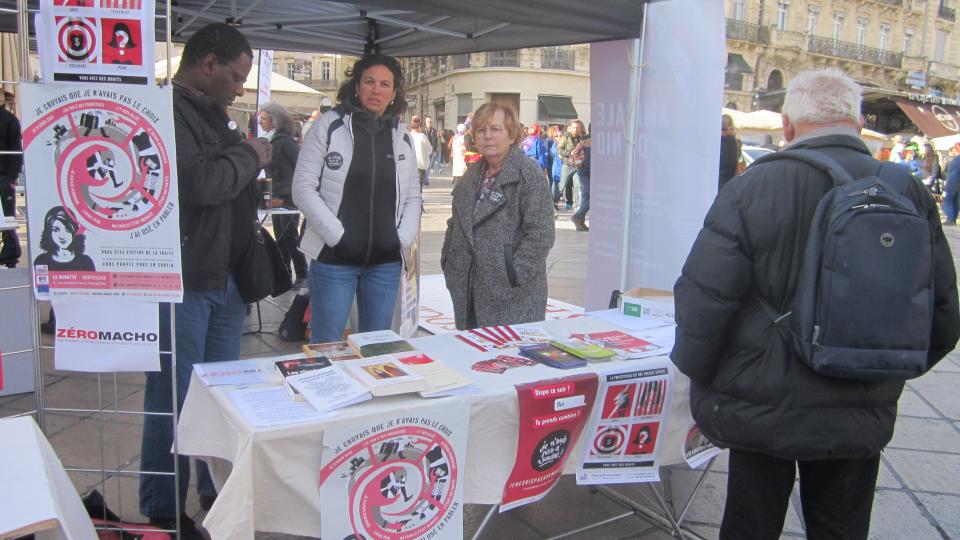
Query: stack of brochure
347 330 417 357
286 364 371 414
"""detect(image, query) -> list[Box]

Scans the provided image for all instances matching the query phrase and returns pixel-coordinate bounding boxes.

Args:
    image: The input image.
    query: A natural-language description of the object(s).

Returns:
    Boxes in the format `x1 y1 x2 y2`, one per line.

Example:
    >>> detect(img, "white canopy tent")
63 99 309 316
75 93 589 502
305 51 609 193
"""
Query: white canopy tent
723 107 888 154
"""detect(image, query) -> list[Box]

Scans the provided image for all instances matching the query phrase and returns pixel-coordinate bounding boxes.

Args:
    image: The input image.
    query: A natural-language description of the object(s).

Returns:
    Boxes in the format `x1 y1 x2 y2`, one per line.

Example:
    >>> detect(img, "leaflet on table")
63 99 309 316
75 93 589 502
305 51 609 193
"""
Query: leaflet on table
341 355 426 396
683 423 723 469
455 323 554 352
586 308 674 332
51 298 159 372
500 373 598 512
568 326 675 360
37 0 156 85
347 329 416 357
194 360 270 386
228 386 335 428
395 352 475 398
575 359 675 485
286 367 371 415
21 83 183 301
318 399 470 540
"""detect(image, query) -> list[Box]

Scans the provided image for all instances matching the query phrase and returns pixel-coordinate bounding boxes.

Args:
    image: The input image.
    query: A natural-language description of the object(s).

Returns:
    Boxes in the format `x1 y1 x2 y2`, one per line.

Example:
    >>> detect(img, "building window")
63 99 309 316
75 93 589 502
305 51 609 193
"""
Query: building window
457 93 472 124
733 0 746 21
486 50 519 67
934 29 949 62
807 6 819 34
856 17 867 46
321 61 330 81
542 46 575 70
777 2 789 31
454 54 470 69
287 59 311 80
879 24 890 51
832 13 844 41
903 29 914 54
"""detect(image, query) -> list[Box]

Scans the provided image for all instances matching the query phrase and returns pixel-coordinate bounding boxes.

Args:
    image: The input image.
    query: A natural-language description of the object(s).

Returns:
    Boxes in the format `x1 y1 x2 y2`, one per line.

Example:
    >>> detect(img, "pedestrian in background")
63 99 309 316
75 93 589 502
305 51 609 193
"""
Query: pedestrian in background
451 123 466 185
0 103 22 268
718 113 740 190
570 138 591 232
557 119 587 209
944 143 960 225
409 115 433 188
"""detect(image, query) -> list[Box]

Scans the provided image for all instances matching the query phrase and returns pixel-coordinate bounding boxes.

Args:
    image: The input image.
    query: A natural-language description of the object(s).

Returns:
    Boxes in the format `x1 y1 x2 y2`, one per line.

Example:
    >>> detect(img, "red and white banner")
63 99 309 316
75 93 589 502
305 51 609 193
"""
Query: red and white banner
21 83 182 301
38 0 156 85
318 400 470 540
576 359 674 484
500 373 598 511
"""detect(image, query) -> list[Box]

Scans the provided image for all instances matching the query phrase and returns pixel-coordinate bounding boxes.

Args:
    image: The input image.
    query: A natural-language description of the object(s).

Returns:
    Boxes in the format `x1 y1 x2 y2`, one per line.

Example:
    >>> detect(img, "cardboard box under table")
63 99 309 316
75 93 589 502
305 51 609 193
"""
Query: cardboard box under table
177 316 701 540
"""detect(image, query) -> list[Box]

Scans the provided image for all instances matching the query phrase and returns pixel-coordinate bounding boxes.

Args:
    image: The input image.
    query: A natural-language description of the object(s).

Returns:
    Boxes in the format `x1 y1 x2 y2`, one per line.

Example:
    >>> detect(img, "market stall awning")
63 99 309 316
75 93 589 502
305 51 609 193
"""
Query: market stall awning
895 99 960 138
539 95 579 120
726 53 752 74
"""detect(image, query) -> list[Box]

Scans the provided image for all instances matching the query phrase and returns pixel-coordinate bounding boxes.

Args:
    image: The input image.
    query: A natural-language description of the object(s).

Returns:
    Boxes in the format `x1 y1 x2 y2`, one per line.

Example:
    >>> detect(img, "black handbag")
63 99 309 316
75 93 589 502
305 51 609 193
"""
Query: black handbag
235 224 292 303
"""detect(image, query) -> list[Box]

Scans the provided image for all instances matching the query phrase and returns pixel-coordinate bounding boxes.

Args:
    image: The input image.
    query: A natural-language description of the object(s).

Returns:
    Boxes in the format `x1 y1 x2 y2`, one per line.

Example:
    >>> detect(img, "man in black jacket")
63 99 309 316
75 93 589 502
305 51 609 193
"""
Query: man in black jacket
138 23 271 539
0 104 22 267
673 69 960 539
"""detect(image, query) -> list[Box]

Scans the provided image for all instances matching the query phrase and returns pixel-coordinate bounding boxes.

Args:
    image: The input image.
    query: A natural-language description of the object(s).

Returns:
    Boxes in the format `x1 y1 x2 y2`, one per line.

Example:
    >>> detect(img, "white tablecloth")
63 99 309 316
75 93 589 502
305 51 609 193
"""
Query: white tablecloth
0 416 98 540
177 316 693 540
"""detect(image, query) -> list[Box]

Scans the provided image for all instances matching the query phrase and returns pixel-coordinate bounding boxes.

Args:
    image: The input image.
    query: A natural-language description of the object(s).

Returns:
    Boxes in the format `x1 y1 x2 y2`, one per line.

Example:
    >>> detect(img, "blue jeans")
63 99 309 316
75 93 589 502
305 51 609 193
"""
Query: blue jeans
573 169 590 219
558 164 578 206
308 260 402 343
943 183 959 223
140 276 247 519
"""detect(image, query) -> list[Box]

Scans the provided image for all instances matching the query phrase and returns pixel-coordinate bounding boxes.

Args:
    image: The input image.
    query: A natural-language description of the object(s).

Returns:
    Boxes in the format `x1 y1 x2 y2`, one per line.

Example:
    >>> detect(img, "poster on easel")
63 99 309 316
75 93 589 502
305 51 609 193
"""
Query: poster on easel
575 359 674 484
318 400 470 540
500 372 598 512
21 82 182 301
36 0 156 85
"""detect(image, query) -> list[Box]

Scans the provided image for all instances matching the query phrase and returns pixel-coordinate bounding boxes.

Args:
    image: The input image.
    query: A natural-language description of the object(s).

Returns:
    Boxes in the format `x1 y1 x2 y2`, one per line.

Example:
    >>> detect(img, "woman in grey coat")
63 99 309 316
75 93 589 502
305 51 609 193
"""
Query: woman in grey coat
441 102 556 330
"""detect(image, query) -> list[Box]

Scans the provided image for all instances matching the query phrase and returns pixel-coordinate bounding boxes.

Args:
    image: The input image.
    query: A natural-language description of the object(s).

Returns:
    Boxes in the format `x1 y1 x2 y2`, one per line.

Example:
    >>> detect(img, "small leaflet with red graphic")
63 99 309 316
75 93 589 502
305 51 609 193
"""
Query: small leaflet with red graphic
569 330 664 360
500 373 598 512
38 0 156 85
576 359 674 485
455 324 553 352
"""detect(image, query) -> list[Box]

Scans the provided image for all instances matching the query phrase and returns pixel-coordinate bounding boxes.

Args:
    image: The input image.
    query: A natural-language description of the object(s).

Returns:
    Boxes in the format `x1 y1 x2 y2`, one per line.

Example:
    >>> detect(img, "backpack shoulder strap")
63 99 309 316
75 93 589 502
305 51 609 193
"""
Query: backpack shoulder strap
326 111 344 146
751 147 856 187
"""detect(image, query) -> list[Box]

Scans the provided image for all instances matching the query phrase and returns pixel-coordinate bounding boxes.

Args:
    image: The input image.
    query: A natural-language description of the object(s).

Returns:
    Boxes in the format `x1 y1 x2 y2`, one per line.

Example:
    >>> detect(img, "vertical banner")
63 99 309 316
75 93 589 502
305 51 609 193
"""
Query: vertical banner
396 232 420 338
256 49 273 138
500 373 598 512
21 82 183 301
318 400 470 540
585 1 726 309
37 0 156 85
576 359 674 484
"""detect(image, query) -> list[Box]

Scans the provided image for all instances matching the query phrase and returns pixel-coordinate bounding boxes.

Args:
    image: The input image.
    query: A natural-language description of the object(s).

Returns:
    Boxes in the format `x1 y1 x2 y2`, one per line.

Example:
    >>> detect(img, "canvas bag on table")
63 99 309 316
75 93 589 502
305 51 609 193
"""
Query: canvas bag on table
754 148 935 381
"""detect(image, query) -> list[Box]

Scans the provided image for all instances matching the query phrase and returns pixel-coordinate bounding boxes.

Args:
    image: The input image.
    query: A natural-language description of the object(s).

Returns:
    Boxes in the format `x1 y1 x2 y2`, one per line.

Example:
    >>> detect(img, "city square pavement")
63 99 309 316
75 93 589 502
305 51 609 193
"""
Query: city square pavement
2 165 959 539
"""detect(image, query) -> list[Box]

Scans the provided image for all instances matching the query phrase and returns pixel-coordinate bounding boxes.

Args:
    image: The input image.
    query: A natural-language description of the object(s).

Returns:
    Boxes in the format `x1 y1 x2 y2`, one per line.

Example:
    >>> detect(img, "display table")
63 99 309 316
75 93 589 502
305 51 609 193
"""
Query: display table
0 416 98 540
177 316 694 540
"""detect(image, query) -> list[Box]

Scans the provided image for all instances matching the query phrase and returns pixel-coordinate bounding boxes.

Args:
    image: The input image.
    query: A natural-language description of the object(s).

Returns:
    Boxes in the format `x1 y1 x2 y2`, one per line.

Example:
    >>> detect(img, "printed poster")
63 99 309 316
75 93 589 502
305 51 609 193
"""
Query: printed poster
576 359 674 484
21 82 182 301
683 423 722 469
37 0 156 85
500 373 598 512
319 400 470 540
52 297 159 371
396 232 420 338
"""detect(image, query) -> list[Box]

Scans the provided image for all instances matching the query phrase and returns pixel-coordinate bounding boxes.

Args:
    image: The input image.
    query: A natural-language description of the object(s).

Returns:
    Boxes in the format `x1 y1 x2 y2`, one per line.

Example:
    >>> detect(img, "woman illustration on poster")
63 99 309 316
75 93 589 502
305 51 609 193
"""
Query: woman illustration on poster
33 206 96 271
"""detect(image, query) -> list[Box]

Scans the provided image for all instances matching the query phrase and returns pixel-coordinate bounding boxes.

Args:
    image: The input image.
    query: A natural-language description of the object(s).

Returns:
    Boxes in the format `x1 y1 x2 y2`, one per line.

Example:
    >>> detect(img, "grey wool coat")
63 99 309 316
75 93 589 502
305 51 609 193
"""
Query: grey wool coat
442 147 556 330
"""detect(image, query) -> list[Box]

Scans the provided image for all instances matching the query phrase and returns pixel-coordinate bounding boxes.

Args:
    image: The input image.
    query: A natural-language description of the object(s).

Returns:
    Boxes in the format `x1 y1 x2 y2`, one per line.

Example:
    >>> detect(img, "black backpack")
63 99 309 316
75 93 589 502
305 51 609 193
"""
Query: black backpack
278 291 310 342
756 148 935 381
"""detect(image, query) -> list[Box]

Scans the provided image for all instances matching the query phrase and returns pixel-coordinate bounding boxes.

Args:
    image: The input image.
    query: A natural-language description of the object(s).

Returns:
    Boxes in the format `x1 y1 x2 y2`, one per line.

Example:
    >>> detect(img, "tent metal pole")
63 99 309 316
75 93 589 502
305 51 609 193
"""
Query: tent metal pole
618 2 649 292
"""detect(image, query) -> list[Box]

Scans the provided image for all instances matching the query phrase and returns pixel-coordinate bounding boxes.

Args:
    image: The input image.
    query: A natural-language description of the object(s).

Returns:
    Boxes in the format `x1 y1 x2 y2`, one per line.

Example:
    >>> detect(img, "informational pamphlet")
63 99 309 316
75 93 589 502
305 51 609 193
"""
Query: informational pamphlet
286 366 371 415
576 359 675 484
318 399 470 540
37 0 156 85
228 386 334 428
500 373 598 512
342 356 426 397
194 360 269 387
21 82 182 301
52 297 158 372
683 423 722 469
395 353 474 398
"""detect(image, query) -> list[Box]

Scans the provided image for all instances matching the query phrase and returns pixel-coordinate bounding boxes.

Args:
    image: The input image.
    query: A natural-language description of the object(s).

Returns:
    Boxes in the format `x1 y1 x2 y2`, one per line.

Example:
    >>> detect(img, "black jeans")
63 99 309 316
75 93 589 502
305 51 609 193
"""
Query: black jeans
720 449 880 540
272 213 307 280
0 182 19 263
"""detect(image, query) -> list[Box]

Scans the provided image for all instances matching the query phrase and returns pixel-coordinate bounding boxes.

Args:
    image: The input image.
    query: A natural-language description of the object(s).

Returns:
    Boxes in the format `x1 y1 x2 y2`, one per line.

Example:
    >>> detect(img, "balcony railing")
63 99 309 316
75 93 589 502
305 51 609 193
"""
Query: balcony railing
938 5 956 21
453 54 470 69
486 50 519 67
808 35 903 68
542 47 575 70
726 18 770 44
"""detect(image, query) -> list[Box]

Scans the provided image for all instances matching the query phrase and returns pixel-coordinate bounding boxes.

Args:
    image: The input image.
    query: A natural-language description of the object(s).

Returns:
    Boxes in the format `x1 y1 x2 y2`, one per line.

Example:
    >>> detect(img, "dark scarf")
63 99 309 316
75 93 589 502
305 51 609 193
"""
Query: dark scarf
335 99 395 134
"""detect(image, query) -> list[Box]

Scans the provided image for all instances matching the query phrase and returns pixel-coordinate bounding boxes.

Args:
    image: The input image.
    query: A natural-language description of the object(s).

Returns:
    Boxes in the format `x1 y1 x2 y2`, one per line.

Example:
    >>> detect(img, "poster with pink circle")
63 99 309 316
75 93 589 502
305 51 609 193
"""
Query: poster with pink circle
318 400 470 540
21 82 182 301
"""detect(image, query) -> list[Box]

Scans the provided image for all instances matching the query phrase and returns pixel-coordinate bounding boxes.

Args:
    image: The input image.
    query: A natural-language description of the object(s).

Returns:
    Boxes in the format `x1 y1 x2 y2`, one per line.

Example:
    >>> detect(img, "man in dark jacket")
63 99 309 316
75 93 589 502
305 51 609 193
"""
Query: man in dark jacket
673 69 960 539
717 113 740 190
138 23 271 539
0 104 22 267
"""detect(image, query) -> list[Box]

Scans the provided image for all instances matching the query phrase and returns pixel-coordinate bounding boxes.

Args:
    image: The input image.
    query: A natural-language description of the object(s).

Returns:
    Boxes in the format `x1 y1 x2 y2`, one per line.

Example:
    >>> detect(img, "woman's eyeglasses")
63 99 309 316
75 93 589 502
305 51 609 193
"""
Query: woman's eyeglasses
475 125 504 137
